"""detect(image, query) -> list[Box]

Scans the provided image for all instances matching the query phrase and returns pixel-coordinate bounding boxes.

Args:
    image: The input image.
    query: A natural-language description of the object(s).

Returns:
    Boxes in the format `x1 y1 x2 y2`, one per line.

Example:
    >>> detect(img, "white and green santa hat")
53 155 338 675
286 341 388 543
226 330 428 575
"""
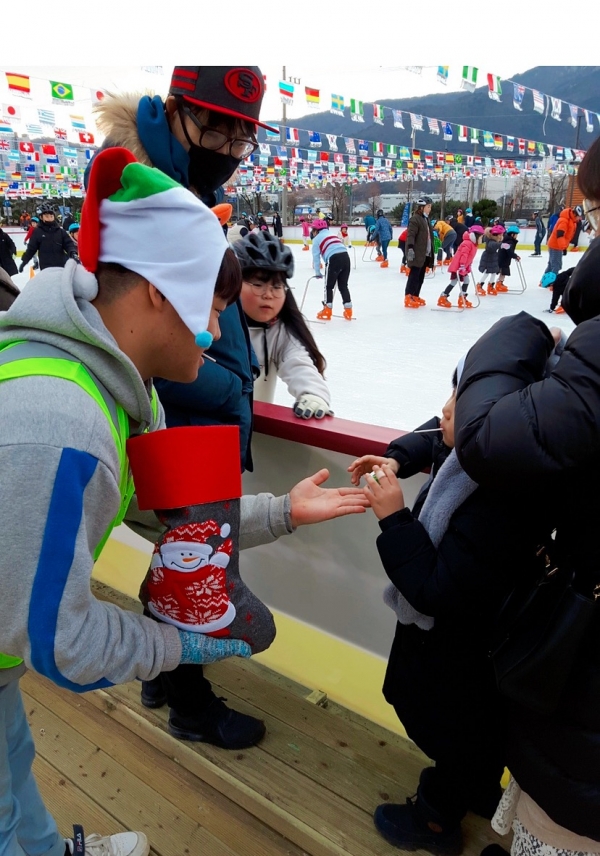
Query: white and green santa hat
80 147 228 347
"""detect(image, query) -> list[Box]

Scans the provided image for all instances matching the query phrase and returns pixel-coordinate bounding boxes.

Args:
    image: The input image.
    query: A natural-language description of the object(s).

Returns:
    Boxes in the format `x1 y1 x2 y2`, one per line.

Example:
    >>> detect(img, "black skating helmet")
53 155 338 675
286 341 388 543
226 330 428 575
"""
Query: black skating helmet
233 230 295 279
40 202 55 215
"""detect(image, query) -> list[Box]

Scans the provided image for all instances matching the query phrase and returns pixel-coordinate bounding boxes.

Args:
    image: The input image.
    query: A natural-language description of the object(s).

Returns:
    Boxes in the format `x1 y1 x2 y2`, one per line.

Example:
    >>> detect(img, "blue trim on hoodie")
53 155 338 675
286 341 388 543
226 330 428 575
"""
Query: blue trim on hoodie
28 447 113 693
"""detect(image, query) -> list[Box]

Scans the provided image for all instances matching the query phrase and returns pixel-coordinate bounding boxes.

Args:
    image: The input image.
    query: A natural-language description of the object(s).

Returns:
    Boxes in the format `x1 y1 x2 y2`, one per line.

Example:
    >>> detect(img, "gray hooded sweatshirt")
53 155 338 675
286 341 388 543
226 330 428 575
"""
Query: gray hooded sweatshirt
0 261 291 690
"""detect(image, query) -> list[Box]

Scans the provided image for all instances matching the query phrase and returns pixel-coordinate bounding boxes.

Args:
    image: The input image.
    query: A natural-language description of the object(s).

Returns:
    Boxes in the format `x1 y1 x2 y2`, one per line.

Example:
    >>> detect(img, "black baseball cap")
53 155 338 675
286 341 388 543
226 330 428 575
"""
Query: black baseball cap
169 66 279 133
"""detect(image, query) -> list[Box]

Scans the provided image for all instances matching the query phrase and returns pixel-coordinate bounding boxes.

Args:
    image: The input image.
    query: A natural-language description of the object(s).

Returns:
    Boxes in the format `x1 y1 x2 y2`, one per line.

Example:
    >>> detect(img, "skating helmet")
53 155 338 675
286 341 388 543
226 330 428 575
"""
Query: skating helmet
490 225 505 235
340 223 348 230
574 205 583 217
68 223 80 233
310 219 329 231
31 216 39 223
417 196 432 206
233 230 295 279
506 224 520 234
299 216 305 221
469 224 485 234
40 202 55 215
466 208 473 215
541 271 557 288
377 209 384 217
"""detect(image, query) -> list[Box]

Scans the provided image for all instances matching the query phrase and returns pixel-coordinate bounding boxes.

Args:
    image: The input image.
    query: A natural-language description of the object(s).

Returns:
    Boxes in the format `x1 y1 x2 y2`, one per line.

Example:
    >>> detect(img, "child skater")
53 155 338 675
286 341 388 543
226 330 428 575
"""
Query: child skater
495 224 521 293
475 224 504 296
437 225 484 308
311 218 353 321
300 216 311 250
338 223 352 247
347 369 551 856
234 231 333 419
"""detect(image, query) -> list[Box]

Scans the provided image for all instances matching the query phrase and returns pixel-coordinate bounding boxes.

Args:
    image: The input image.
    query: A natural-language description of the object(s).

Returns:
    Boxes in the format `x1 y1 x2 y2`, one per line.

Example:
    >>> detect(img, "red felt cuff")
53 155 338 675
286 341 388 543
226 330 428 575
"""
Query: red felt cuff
127 425 242 509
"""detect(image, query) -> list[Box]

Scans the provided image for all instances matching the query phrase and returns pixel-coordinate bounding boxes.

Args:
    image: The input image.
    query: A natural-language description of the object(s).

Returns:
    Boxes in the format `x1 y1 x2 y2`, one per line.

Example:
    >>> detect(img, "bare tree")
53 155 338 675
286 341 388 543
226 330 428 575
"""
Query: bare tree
321 182 347 223
547 173 568 213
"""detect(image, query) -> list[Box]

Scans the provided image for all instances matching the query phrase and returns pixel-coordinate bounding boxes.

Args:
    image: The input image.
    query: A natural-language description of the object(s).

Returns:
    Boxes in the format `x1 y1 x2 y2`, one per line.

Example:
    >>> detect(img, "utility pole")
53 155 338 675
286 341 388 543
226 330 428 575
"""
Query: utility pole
468 142 478 208
567 114 583 207
280 66 300 227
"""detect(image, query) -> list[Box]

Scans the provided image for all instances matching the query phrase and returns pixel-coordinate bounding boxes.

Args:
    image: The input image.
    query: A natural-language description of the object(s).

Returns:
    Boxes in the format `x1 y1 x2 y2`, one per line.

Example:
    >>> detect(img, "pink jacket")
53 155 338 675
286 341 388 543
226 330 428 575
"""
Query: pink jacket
448 231 477 274
301 221 311 237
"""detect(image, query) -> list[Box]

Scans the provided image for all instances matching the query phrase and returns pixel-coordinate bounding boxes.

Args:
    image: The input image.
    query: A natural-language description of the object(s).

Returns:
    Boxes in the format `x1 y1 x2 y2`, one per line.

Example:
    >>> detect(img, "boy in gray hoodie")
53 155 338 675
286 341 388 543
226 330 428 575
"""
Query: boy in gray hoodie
0 148 368 856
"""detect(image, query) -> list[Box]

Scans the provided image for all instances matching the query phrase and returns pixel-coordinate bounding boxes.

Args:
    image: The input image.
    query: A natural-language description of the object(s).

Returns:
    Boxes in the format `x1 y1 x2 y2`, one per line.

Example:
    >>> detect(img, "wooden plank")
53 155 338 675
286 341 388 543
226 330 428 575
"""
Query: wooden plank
23 683 240 856
88 682 399 856
24 673 306 856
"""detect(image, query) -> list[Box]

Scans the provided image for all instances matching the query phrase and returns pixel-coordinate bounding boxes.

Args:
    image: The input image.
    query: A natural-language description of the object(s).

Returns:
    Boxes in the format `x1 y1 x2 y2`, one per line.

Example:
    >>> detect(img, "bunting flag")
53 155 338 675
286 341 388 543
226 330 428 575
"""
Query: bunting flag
518 138 525 155
358 140 369 155
564 147 573 161
386 144 397 158
437 66 449 85
334 152 344 164
537 142 546 156
41 143 57 156
265 125 280 140
38 108 55 126
470 127 479 144
427 117 439 135
259 143 271 155
25 123 43 136
0 121 13 134
330 93 344 116
513 84 525 111
493 134 503 150
487 74 502 102
326 134 338 151
286 127 299 144
483 131 494 148
532 90 545 114
309 131 321 148
527 140 536 155
584 110 594 132
458 125 468 142
289 147 300 160
91 88 106 105
506 136 514 152
78 131 95 145
555 147 564 161
50 81 74 103
373 141 384 156
550 97 562 121
2 104 21 122
305 87 320 109
18 141 34 153
373 104 384 125
568 104 579 128
6 72 30 96
445 153 455 164
410 113 423 131
443 122 452 141
424 152 433 166
350 99 364 122
54 127 68 140
279 81 294 105
392 109 404 129
70 114 86 130
461 66 478 92
399 147 410 160
344 137 356 153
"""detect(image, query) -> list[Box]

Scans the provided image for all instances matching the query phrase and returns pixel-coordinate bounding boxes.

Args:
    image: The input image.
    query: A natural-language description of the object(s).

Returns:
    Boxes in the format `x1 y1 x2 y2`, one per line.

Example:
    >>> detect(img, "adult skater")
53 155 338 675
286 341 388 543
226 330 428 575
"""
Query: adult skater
404 197 435 309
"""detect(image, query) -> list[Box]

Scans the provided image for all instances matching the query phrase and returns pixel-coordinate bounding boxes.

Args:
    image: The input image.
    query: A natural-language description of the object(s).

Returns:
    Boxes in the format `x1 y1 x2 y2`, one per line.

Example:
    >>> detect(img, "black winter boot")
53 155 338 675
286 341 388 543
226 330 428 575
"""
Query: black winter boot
168 696 266 749
140 675 167 709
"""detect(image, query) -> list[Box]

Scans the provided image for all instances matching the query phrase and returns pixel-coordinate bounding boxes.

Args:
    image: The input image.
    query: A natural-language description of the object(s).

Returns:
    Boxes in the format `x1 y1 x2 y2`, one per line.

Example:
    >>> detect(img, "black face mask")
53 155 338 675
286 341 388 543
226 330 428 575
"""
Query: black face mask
187 144 240 199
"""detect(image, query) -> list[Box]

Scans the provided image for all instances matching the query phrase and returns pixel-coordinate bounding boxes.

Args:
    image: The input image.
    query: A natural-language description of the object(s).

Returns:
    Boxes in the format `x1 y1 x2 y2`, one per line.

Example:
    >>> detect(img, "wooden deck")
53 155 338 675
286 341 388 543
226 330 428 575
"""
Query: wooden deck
24 582 504 856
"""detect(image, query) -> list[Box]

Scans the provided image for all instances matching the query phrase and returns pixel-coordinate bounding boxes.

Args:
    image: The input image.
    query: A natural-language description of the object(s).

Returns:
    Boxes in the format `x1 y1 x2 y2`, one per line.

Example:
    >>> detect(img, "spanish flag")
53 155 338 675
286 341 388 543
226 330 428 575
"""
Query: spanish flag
6 72 30 94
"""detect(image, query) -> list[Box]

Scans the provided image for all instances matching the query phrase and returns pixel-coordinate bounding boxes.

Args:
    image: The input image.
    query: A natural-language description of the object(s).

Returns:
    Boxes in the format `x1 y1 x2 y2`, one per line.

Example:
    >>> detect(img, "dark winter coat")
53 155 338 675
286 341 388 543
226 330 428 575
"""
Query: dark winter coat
88 91 256 472
0 266 19 310
534 215 546 240
272 213 283 237
478 237 501 274
379 421 547 773
448 217 468 243
497 234 519 270
0 229 18 277
455 241 600 840
20 221 77 270
406 212 434 268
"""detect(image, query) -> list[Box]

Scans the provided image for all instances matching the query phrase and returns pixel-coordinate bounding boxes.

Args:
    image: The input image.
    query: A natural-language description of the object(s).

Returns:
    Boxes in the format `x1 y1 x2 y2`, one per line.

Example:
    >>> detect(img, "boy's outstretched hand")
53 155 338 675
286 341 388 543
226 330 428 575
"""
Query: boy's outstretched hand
348 454 400 486
289 468 371 527
364 463 405 521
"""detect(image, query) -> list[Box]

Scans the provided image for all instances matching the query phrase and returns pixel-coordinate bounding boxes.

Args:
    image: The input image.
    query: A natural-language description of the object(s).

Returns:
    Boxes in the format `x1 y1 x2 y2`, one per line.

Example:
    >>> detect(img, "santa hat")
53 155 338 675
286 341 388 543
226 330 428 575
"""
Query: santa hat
79 147 228 347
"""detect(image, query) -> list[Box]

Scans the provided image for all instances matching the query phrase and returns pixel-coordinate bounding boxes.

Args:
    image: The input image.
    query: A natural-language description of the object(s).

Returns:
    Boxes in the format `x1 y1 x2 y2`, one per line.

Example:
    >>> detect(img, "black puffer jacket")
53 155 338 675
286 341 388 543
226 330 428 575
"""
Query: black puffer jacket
378 421 548 770
0 229 18 277
455 237 600 841
20 221 77 270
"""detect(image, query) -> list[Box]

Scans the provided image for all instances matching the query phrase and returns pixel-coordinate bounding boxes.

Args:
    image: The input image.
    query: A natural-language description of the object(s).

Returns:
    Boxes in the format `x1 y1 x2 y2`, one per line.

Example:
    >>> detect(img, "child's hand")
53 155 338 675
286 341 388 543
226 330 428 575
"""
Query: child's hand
364 463 405 520
348 455 399 486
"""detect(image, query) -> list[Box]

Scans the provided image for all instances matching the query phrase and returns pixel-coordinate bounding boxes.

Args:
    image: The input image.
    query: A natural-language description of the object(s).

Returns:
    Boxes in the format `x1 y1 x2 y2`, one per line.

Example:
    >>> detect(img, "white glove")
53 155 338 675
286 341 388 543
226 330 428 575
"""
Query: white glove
293 394 333 420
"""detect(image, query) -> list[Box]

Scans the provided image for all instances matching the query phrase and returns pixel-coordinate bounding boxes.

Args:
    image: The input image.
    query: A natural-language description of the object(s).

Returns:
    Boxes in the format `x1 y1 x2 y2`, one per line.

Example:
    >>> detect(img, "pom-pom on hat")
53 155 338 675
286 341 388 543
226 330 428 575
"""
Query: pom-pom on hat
79 147 228 347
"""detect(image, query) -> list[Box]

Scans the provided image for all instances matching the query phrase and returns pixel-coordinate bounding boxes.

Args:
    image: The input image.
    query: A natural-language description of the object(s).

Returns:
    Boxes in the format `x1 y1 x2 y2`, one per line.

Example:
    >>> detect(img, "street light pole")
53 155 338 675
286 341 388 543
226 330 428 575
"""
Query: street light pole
279 66 301 227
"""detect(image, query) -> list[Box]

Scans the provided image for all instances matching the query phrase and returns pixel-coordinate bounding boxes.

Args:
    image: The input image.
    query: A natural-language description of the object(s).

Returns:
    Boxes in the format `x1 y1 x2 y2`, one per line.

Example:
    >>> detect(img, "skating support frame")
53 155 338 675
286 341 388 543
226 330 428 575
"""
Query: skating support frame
504 259 527 294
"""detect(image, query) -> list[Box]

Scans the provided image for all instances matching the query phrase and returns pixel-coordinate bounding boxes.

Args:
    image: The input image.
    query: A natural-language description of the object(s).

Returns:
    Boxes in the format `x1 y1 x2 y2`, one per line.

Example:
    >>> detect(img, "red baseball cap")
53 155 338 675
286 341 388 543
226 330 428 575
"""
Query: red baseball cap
169 66 278 133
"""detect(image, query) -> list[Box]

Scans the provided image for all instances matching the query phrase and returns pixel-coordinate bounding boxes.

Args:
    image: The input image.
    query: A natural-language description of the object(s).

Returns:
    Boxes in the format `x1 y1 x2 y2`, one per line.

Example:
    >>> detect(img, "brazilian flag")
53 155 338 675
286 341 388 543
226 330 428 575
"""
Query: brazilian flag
50 80 74 102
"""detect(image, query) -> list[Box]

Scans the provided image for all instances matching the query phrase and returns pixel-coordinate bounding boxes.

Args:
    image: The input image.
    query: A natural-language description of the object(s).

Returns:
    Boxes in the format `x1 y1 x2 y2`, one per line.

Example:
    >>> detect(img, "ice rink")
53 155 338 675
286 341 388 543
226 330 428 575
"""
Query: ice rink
9 231 582 433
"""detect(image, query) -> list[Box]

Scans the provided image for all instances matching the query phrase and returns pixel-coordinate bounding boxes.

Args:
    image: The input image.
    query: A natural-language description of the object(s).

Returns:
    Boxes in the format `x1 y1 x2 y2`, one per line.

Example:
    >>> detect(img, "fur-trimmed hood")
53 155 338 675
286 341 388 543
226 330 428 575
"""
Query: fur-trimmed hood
93 91 155 165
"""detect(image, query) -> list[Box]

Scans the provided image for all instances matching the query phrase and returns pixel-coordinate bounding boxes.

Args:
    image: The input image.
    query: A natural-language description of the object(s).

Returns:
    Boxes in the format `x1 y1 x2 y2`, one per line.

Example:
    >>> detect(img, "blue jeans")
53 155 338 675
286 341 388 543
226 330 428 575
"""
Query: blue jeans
545 248 563 276
380 239 390 261
0 679 64 856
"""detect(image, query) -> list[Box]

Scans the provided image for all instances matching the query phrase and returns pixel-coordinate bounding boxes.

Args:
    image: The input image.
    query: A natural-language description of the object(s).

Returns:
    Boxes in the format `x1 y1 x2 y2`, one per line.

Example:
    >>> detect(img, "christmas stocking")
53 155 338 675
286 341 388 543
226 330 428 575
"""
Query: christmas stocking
127 425 276 654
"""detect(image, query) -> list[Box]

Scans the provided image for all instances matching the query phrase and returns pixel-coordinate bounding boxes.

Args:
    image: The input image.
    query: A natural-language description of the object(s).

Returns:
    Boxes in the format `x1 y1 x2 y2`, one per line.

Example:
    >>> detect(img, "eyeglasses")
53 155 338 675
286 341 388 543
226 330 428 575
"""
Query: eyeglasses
583 200 600 232
182 106 258 159
244 281 288 297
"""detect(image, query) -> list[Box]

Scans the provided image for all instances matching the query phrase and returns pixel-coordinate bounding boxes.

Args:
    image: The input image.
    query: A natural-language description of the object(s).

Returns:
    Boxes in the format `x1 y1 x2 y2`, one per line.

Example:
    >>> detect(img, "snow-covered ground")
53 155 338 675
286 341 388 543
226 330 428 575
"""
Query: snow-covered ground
9 230 581 433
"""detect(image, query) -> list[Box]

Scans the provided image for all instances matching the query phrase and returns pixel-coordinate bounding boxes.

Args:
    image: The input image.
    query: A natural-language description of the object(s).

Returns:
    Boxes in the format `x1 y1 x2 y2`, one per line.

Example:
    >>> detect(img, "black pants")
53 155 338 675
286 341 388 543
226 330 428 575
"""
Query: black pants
418 755 504 825
398 239 406 264
324 252 351 305
405 264 427 297
550 273 568 310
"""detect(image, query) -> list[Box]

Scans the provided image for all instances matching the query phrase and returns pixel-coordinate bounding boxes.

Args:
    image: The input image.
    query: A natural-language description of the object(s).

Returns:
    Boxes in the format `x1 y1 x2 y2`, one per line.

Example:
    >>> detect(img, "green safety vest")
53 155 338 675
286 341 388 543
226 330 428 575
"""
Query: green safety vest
0 340 157 671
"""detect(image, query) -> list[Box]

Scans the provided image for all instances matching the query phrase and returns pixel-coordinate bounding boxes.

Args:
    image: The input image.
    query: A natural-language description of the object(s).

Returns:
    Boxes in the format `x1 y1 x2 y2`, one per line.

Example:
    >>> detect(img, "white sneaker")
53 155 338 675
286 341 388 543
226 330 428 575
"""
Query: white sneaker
65 827 149 856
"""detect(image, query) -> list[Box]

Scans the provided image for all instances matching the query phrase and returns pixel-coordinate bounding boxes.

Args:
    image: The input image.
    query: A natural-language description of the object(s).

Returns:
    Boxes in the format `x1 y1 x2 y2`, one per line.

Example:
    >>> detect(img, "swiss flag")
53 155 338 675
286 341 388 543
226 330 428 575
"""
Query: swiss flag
41 144 57 156
78 131 95 144
19 141 34 153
